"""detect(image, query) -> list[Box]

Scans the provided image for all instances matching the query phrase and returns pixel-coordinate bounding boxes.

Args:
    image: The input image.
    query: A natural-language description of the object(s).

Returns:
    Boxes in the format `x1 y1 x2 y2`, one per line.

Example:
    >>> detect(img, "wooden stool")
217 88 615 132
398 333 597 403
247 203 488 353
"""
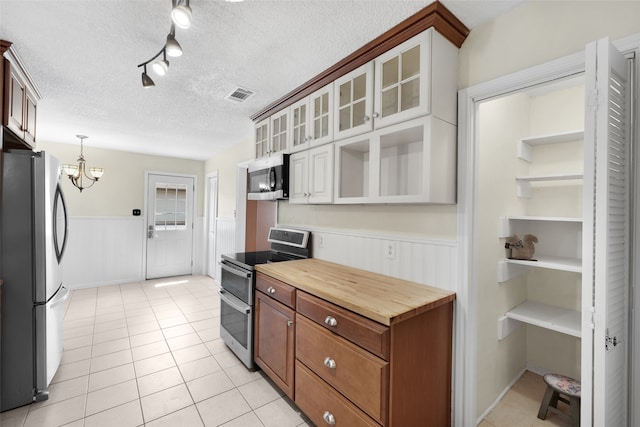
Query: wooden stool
537 373 581 427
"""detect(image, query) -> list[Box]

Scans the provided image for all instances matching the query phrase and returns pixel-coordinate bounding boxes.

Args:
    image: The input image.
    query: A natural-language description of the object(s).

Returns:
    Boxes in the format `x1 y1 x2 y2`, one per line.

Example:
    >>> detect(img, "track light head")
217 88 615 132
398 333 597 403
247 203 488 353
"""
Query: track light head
171 0 192 29
165 33 183 57
141 65 155 88
152 50 170 76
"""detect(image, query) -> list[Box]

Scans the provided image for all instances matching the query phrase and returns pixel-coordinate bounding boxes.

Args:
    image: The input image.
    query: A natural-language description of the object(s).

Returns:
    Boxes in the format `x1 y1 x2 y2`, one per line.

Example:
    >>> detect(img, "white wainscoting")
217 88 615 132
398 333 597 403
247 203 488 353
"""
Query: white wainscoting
62 217 145 289
282 225 458 291
63 216 207 289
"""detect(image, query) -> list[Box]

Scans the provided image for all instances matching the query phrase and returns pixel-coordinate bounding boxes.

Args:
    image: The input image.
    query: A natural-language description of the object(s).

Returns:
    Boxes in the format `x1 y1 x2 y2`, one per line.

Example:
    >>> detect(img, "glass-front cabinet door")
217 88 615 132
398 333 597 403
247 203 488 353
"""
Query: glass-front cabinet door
374 28 458 129
373 30 430 129
310 83 333 147
289 97 310 153
255 119 270 158
333 62 373 141
270 110 289 154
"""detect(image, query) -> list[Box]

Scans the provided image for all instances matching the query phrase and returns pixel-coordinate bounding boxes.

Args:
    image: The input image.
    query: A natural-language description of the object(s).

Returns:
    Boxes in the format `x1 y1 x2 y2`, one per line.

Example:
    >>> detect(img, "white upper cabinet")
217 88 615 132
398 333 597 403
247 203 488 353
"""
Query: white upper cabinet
289 83 334 154
333 62 374 140
334 115 456 204
372 28 457 130
309 83 334 147
270 109 289 154
289 144 334 204
255 118 270 159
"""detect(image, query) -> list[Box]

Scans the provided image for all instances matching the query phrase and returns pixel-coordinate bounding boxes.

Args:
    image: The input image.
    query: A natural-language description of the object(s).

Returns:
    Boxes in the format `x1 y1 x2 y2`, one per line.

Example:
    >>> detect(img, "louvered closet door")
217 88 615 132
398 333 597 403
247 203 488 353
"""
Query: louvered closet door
582 38 632 427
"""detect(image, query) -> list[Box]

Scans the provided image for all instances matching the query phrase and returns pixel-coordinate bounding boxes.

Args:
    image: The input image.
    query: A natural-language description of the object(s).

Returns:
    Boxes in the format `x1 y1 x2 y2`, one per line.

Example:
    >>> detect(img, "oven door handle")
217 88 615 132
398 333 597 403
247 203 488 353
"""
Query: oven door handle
221 262 253 279
218 290 251 314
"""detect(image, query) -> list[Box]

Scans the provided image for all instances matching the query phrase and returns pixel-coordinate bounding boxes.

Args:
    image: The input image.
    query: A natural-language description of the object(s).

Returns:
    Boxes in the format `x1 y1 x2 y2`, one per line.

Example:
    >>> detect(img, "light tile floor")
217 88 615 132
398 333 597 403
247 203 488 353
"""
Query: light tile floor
0 275 312 427
480 370 573 427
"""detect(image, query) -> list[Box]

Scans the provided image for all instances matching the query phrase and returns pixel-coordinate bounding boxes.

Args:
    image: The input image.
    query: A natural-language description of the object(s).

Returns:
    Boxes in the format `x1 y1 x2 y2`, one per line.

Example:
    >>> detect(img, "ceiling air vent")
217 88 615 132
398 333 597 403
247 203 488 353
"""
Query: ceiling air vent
225 87 255 103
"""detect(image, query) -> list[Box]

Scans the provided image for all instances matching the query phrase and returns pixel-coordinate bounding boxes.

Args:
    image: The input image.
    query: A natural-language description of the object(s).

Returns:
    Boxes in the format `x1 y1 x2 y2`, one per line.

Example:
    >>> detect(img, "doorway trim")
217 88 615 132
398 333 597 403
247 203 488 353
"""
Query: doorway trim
456 53 585 425
457 33 640 426
143 170 197 279
205 171 219 280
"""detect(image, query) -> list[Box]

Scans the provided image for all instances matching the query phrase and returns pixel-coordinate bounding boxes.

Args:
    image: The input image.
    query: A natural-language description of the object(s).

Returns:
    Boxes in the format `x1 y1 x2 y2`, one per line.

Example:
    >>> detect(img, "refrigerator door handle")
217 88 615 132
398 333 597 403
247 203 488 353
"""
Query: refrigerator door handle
50 286 70 308
53 183 69 263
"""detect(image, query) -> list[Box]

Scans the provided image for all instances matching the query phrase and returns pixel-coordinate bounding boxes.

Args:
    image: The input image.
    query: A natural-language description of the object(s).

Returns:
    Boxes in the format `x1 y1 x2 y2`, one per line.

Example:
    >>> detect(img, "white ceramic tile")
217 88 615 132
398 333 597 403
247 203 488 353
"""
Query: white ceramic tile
22 395 86 427
167 332 202 351
129 329 165 348
64 324 94 339
178 356 222 382
52 359 91 383
219 412 265 427
184 310 215 323
0 404 29 427
93 318 127 333
197 327 220 342
31 375 88 408
144 405 204 427
186 371 235 402
131 340 170 361
90 349 133 373
92 327 129 344
85 379 139 416
162 323 195 339
83 400 144 427
254 397 307 427
127 320 161 335
224 364 264 387
191 318 218 332
126 313 157 326
88 363 136 392
213 349 243 370
158 315 189 329
64 334 94 350
91 337 131 357
61 345 92 365
137 366 184 397
238 377 284 409
140 383 194 423
172 343 210 365
204 338 231 355
134 352 177 377
196 389 252 427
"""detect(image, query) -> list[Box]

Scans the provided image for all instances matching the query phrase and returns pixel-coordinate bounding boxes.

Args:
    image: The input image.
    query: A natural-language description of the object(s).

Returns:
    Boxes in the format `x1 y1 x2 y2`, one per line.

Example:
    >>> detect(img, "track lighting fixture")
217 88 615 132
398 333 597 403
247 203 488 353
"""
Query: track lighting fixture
165 28 183 57
141 64 155 87
136 0 190 87
171 0 192 29
152 50 170 76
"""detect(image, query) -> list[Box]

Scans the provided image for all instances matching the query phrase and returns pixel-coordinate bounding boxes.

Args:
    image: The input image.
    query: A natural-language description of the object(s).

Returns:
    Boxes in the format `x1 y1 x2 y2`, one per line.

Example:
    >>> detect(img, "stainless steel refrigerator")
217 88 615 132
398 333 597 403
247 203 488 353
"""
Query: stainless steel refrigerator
1 150 70 411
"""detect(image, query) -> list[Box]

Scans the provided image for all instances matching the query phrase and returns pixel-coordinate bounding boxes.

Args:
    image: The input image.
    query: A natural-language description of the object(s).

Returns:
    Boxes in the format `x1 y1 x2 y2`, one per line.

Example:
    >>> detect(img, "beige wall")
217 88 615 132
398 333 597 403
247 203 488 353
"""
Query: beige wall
204 136 254 219
36 141 205 217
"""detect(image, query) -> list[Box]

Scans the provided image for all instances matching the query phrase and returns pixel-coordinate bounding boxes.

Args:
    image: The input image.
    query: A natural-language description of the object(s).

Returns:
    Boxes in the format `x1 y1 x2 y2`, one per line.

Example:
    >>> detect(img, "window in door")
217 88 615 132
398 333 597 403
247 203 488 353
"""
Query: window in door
154 183 188 230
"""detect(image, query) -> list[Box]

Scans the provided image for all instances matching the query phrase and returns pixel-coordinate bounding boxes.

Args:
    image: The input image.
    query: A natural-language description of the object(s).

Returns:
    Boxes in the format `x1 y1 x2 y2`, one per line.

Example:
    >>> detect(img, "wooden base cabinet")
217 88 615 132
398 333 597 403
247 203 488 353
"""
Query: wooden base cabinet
254 275 296 399
255 266 455 427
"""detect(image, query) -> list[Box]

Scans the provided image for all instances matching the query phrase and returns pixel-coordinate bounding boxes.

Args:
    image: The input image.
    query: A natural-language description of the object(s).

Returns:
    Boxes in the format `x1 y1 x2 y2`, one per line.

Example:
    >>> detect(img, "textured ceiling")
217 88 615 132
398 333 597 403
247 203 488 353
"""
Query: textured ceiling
0 0 525 160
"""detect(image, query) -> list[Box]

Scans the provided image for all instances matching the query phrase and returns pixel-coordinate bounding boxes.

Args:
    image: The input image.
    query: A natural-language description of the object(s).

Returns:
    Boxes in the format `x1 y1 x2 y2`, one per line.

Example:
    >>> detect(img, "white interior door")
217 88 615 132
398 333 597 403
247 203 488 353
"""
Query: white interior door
582 37 631 426
206 173 218 279
146 173 195 279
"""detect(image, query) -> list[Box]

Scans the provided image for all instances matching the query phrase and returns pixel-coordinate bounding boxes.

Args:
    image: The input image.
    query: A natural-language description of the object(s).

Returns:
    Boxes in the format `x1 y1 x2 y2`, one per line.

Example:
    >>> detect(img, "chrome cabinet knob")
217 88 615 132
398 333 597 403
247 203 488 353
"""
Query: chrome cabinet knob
372 112 380 118
324 316 338 327
323 357 336 369
323 411 336 425
267 286 276 294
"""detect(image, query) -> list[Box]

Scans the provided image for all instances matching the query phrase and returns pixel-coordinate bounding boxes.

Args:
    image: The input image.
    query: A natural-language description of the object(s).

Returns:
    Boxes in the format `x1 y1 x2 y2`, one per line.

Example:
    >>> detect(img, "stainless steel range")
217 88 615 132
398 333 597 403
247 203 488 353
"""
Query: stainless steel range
219 227 310 369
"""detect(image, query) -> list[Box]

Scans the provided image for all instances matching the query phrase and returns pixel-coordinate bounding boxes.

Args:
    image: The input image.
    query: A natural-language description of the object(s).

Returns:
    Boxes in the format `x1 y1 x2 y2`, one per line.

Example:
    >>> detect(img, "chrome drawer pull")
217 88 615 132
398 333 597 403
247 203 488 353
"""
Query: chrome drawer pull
323 357 336 369
322 411 336 425
324 316 338 327
267 286 276 294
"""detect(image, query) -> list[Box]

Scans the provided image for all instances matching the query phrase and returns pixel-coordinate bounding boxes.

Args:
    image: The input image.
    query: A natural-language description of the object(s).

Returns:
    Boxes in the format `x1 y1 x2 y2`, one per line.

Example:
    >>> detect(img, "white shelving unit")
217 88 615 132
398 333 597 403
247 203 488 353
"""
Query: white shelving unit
498 128 585 341
498 300 581 340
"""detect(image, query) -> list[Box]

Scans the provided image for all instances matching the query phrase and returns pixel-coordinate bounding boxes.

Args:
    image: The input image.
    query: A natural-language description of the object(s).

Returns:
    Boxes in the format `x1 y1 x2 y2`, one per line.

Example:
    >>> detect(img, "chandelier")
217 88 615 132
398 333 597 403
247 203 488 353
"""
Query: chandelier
62 135 104 192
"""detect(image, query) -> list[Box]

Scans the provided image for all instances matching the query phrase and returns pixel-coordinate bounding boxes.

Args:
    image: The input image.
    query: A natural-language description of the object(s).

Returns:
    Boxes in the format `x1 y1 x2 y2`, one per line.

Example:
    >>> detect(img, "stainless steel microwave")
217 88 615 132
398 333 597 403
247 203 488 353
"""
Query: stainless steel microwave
247 154 289 200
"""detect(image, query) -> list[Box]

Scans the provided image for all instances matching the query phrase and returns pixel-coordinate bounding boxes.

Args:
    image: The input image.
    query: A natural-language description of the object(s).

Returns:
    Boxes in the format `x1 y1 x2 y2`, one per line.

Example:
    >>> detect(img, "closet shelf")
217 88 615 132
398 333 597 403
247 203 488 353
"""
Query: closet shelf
498 300 581 339
516 173 583 198
518 129 584 162
505 256 582 273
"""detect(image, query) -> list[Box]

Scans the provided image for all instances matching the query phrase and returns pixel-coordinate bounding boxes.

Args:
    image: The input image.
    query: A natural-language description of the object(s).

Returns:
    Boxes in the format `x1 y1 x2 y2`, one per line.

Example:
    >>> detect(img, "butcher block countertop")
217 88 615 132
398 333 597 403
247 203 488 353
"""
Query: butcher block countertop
255 258 455 326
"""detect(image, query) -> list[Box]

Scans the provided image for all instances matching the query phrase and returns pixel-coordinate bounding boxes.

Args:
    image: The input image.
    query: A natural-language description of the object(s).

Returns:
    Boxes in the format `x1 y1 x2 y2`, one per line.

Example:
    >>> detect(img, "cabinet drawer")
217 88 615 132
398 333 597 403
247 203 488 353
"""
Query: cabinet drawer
296 315 389 424
256 273 296 309
297 291 390 360
295 361 381 427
